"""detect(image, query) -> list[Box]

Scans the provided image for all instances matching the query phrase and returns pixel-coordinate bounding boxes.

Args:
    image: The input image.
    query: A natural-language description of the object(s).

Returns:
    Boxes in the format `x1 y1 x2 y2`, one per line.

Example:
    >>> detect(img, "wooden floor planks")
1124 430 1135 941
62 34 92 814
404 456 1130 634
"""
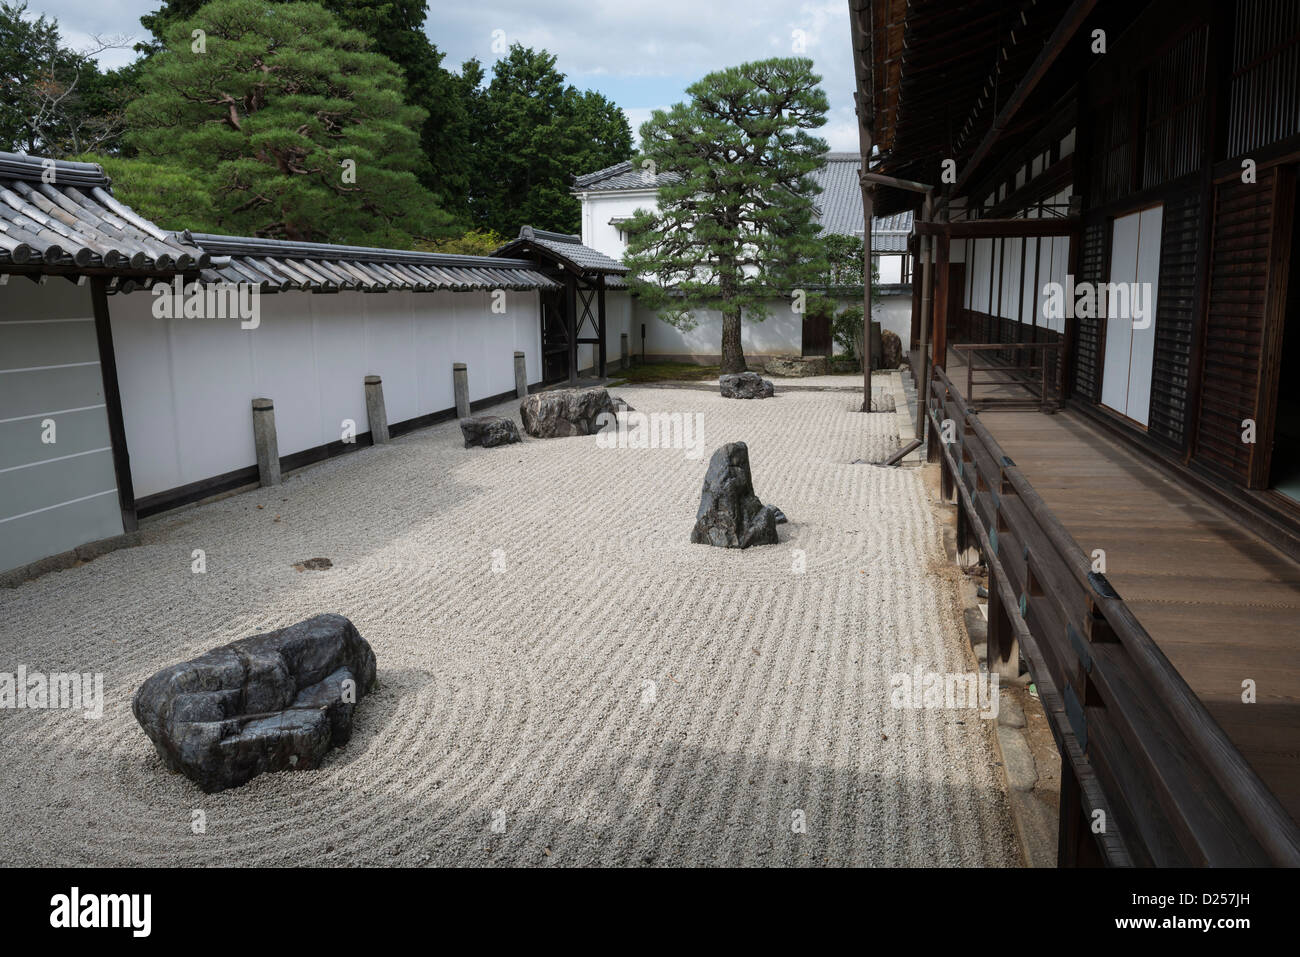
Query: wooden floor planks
960 388 1300 824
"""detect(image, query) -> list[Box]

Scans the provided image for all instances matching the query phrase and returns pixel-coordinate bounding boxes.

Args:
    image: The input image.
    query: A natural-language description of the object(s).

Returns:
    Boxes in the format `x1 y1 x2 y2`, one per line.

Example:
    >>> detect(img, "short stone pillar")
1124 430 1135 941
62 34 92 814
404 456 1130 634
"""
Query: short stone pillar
620 333 629 370
364 375 389 444
453 363 470 418
513 351 528 399
251 398 281 487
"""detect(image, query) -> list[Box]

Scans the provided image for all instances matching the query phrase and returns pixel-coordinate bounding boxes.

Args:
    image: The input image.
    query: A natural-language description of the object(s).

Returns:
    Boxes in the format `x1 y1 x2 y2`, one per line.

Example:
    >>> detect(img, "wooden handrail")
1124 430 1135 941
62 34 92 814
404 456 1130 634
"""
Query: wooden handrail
951 341 1063 411
927 364 1300 865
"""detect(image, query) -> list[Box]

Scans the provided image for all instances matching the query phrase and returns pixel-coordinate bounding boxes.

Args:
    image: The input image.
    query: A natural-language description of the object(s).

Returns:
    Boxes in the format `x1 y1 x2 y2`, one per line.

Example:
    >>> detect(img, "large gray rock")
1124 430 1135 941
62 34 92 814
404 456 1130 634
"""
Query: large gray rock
460 415 521 448
690 442 781 548
719 372 775 399
520 386 620 437
765 356 830 377
132 614 377 793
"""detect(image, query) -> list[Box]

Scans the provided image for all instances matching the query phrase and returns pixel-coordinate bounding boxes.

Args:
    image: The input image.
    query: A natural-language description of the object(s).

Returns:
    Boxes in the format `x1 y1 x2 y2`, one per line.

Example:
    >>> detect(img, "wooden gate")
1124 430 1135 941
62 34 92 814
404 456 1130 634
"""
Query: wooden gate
801 308 832 356
540 289 569 384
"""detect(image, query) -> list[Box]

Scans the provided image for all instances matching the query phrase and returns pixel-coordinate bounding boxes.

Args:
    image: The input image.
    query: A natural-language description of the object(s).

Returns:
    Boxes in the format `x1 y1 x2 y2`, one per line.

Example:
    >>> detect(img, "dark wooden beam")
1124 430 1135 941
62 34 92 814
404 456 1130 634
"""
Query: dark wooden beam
597 275 607 379
917 217 1081 239
955 0 1102 195
89 276 137 533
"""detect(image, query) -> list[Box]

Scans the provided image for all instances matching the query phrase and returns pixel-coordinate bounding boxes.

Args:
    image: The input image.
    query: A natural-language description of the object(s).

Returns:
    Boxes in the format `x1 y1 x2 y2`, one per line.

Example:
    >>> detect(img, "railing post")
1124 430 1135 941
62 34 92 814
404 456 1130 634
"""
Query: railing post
1058 758 1103 867
987 565 1020 680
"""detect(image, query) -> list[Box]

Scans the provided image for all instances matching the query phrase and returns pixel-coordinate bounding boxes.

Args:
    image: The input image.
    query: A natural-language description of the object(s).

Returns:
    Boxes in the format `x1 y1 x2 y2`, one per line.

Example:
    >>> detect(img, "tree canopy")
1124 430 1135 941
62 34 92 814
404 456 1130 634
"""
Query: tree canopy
623 57 830 373
473 45 631 235
0 1 134 156
121 0 451 245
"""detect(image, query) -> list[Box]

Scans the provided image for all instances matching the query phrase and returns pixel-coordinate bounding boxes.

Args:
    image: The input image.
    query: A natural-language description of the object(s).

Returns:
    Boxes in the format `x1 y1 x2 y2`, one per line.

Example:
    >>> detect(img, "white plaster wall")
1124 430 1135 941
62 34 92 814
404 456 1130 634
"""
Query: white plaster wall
110 287 542 499
630 293 911 361
578 190 660 261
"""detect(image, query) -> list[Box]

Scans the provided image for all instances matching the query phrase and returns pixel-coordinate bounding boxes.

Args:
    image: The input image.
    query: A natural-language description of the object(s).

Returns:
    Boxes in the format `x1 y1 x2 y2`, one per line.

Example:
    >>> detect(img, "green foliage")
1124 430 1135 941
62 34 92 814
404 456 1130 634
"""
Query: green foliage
413 228 505 257
80 153 218 231
623 57 829 373
0 2 133 155
125 0 452 245
139 6 630 234
139 0 477 219
822 233 865 287
833 304 864 359
473 45 632 235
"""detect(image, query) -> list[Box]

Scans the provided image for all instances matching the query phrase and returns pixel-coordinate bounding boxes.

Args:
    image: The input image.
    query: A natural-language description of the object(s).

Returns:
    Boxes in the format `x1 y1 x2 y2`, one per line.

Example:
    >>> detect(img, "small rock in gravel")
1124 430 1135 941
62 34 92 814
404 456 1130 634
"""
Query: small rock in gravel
293 557 333 571
460 415 522 448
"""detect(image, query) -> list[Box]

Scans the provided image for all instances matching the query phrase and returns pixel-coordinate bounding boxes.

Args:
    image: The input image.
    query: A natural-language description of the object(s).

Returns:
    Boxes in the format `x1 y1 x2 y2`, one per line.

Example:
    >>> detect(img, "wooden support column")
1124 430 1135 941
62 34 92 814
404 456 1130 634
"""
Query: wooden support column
89 276 137 533
597 275 607 379
565 273 577 386
860 184 875 409
933 232 950 372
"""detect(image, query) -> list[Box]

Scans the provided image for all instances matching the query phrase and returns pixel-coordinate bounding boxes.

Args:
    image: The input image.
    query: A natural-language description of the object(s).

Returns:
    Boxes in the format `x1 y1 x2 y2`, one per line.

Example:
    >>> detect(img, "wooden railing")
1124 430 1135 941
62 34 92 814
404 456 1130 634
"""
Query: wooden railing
926 365 1300 866
950 341 1064 412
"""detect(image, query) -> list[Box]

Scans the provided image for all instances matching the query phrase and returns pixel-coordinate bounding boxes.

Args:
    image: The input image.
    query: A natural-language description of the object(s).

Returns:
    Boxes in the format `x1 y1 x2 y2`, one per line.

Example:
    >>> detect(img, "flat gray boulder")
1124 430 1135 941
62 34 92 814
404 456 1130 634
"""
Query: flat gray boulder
460 415 521 448
520 386 620 437
765 356 830 377
720 372 774 399
132 614 377 793
691 442 781 548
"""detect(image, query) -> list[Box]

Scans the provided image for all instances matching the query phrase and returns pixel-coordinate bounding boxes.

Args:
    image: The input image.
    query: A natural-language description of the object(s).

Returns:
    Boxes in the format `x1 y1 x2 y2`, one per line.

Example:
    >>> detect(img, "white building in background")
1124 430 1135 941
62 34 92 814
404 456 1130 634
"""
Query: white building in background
571 152 914 363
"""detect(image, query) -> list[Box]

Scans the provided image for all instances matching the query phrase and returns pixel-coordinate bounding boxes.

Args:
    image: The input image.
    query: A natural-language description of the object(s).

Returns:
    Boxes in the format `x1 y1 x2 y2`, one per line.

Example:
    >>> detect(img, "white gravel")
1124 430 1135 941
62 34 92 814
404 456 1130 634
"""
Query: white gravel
0 384 1017 866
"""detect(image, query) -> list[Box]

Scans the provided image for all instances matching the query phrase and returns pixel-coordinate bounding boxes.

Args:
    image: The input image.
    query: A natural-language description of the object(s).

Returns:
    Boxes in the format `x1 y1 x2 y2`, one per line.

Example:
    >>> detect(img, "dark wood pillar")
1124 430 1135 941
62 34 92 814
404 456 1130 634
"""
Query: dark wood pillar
90 276 138 533
565 272 577 386
934 232 950 371
597 275 607 379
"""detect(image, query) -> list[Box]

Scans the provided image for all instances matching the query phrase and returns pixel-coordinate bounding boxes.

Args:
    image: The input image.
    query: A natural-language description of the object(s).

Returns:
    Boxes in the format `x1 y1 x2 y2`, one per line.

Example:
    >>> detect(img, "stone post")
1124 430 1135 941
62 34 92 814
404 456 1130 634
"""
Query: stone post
514 351 528 399
364 375 389 444
620 333 629 370
251 398 281 487
453 362 470 418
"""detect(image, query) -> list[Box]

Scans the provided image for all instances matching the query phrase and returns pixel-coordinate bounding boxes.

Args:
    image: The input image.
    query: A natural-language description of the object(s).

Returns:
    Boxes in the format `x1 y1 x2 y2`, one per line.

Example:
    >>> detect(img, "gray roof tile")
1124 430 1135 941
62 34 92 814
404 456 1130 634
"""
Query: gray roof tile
492 226 629 276
182 232 559 293
0 151 207 273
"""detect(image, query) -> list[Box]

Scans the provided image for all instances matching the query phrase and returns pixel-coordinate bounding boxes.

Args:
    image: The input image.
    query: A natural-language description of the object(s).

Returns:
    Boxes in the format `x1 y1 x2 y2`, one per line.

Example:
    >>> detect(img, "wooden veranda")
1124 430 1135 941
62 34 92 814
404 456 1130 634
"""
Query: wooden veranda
924 350 1300 865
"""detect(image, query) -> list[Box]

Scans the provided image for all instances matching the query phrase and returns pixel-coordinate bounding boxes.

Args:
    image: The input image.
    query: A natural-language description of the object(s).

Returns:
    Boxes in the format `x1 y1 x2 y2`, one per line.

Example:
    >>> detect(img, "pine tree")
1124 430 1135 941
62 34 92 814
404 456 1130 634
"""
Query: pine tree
124 0 451 245
624 58 829 375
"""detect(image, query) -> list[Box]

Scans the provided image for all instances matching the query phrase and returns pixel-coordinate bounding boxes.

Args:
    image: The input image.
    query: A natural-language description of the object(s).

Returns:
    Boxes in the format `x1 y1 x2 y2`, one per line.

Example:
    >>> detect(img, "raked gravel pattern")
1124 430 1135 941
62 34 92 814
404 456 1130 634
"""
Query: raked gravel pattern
0 385 1017 867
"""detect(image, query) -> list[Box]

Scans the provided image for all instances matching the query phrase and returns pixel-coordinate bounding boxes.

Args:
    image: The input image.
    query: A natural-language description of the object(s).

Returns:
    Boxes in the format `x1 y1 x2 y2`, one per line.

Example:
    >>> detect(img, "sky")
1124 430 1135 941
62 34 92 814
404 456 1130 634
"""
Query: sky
30 0 861 152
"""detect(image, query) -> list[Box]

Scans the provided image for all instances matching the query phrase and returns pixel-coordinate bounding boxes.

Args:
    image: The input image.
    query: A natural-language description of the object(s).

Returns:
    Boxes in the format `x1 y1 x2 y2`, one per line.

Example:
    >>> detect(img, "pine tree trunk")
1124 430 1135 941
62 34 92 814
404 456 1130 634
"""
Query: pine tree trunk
719 305 746 374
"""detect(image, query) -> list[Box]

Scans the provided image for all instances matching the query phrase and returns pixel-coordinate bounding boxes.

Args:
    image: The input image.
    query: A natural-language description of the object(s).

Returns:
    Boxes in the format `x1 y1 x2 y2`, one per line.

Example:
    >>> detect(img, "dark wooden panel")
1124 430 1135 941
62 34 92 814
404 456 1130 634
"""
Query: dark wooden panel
1227 0 1300 158
1148 188 1201 449
1192 168 1279 483
1072 220 1108 402
1143 26 1208 189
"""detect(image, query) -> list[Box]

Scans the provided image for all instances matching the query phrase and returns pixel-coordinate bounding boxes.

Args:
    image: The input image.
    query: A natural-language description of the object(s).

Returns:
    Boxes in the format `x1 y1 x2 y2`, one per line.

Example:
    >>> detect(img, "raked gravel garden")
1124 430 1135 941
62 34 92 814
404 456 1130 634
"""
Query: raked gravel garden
0 376 1017 866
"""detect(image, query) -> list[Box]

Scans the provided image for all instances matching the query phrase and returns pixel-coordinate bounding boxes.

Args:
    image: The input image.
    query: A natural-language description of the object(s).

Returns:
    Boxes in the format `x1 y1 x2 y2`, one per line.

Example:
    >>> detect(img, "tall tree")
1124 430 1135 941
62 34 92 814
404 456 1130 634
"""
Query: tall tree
623 58 830 374
122 0 451 244
475 45 631 235
0 1 132 156
139 0 474 219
